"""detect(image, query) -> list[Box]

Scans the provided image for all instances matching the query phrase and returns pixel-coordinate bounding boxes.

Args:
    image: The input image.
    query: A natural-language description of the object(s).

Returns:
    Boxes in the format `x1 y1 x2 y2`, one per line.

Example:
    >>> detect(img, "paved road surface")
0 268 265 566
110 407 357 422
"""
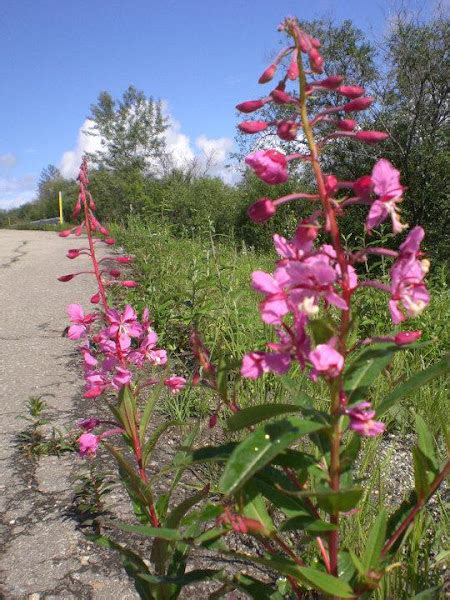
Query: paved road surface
0 230 136 599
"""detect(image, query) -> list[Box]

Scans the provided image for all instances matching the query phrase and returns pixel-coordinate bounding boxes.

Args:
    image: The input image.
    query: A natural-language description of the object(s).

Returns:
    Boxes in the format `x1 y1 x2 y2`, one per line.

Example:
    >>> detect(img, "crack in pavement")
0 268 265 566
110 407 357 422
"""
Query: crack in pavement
0 240 28 269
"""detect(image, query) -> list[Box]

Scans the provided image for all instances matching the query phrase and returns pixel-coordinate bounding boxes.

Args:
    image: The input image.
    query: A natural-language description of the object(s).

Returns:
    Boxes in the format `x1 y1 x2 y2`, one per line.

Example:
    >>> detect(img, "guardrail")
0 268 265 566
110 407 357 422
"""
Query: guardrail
29 217 61 226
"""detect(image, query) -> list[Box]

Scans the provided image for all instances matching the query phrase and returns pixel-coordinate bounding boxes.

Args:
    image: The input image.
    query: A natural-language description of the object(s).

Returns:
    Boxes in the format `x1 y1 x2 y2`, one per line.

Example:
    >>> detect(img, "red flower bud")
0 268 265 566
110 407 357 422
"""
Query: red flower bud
355 131 389 144
314 75 344 89
247 198 276 223
271 89 296 104
344 97 374 112
336 85 365 99
90 292 100 304
258 63 276 83
324 175 339 196
353 175 374 199
59 229 72 238
120 280 138 288
58 274 75 282
104 237 115 245
277 120 298 141
236 100 265 113
238 121 269 134
336 119 357 131
115 256 134 263
287 51 299 80
109 269 121 277
394 331 422 346
308 48 324 74
310 37 321 48
67 249 81 259
209 414 218 428
192 371 201 386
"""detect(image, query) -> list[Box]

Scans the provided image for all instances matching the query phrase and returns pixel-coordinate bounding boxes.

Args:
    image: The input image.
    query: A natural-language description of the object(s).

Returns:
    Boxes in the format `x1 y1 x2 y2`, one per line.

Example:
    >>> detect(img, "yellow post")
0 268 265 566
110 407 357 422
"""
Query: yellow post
58 191 63 224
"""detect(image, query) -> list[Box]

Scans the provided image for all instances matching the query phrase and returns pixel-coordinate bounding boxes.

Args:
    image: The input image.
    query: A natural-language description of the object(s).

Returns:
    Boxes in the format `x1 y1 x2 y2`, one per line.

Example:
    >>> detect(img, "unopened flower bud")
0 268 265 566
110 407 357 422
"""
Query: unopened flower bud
324 175 339 196
394 330 422 346
115 256 133 263
308 48 324 73
58 274 75 282
104 237 115 245
109 269 121 277
314 75 344 89
90 292 100 304
236 99 265 113
271 89 296 104
247 198 276 223
277 120 298 141
192 371 201 386
287 50 299 80
59 229 72 238
238 121 269 134
209 414 218 428
344 97 374 112
67 249 81 259
336 119 357 131
336 85 365 99
355 131 389 144
258 63 276 83
120 280 138 288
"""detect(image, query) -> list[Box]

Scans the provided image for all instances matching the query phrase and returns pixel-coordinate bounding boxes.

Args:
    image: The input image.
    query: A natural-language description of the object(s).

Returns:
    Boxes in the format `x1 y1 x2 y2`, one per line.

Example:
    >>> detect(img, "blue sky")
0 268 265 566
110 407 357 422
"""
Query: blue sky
0 0 432 208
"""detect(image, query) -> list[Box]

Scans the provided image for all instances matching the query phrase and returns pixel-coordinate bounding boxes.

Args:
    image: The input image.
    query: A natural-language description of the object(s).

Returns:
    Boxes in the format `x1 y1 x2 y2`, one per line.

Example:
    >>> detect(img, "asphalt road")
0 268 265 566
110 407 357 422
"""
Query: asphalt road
0 230 136 599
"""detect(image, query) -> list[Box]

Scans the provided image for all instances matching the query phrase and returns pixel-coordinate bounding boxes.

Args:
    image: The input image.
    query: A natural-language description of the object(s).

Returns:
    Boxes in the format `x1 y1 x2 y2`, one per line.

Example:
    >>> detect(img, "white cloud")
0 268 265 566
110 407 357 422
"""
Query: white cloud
59 119 103 179
0 153 17 169
58 103 236 183
0 174 37 210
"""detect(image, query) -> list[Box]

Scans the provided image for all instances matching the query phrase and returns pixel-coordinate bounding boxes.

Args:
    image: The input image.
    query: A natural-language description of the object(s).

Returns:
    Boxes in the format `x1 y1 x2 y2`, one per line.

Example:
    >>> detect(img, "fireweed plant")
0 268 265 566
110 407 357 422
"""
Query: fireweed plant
58 18 450 600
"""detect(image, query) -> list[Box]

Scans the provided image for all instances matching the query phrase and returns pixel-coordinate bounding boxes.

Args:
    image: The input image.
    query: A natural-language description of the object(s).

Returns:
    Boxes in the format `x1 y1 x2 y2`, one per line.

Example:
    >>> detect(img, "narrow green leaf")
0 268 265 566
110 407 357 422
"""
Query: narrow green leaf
227 403 301 431
138 569 222 586
344 344 396 404
233 573 276 599
291 487 363 514
410 586 442 599
377 355 450 416
142 420 181 466
280 515 337 533
298 566 354 598
362 509 387 570
139 369 168 442
110 520 182 541
104 442 154 508
242 482 274 534
415 413 438 470
413 446 431 499
280 376 314 406
118 384 138 440
219 418 324 495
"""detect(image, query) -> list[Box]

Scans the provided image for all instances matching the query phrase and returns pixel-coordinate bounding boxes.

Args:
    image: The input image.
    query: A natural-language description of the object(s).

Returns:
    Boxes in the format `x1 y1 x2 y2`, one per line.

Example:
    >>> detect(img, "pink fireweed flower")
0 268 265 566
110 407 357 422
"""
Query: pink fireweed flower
366 159 407 233
245 150 288 185
67 304 97 340
277 120 298 141
84 369 110 398
112 367 132 389
346 402 385 437
106 305 143 350
247 198 277 223
252 270 289 325
309 344 344 380
389 254 430 323
78 432 100 457
241 351 291 379
164 376 187 394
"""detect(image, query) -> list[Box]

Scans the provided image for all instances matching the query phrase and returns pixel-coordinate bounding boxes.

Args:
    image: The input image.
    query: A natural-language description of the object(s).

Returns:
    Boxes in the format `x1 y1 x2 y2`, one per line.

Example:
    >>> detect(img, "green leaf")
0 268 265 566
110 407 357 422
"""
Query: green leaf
280 515 337 533
410 586 442 599
415 414 438 471
142 420 182 466
344 344 396 404
413 446 431 499
298 566 354 598
292 487 363 514
309 316 337 345
253 469 312 518
340 434 361 472
139 369 168 442
110 520 182 541
233 573 276 599
117 385 138 440
138 569 222 586
241 482 274 534
219 418 325 495
377 355 450 416
362 509 387 570
280 376 314 406
338 551 356 582
227 403 301 431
